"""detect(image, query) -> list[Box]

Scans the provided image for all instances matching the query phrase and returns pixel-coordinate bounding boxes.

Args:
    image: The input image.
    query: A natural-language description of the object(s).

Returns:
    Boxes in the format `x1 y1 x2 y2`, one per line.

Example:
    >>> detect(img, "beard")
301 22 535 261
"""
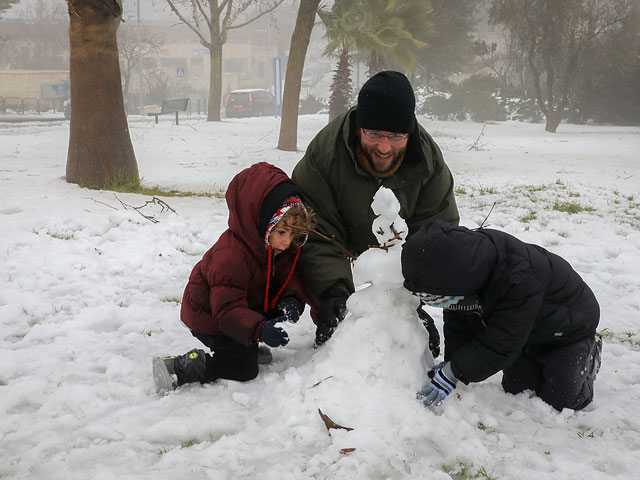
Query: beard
361 143 405 173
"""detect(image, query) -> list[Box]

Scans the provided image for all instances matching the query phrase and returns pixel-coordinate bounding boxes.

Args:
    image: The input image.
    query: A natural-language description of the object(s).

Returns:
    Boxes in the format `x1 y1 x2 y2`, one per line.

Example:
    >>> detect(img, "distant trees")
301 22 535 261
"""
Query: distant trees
318 0 435 121
117 25 164 110
164 0 284 122
0 0 20 17
416 0 476 85
571 3 640 125
490 0 638 132
66 0 139 188
277 0 321 151
0 2 68 70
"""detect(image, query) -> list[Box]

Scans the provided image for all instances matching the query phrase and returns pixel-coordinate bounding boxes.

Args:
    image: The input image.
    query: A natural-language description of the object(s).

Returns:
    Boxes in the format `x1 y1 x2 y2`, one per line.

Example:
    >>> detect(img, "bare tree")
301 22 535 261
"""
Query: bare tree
66 0 139 188
164 0 284 121
277 0 320 151
117 25 164 106
490 0 636 132
473 35 518 88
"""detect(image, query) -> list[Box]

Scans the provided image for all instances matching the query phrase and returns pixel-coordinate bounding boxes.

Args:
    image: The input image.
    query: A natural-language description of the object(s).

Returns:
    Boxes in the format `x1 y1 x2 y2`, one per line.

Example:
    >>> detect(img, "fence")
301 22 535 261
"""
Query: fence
0 96 62 115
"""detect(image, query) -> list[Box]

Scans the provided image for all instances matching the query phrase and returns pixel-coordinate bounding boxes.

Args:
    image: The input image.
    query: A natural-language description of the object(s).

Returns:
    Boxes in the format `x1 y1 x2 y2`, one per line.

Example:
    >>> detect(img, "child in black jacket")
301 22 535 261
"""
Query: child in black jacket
401 220 601 411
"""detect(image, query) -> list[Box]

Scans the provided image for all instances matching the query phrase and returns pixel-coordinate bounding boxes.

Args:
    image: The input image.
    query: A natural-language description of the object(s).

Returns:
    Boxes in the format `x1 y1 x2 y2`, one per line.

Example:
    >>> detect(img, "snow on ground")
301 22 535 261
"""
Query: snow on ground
1 113 640 479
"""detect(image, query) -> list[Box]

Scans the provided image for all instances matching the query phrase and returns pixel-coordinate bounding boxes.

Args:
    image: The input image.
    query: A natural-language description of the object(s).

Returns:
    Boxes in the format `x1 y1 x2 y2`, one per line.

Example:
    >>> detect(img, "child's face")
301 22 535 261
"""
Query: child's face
268 220 293 255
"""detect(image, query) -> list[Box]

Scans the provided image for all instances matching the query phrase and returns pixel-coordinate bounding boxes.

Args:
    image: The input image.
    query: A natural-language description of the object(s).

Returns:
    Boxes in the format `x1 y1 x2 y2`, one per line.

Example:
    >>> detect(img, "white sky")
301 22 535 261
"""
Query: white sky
1 112 640 479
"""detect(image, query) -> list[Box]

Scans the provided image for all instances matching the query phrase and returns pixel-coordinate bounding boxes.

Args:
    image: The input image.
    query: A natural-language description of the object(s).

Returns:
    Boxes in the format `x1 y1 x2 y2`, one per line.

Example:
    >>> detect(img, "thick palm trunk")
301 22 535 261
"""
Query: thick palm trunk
66 3 138 187
277 0 320 151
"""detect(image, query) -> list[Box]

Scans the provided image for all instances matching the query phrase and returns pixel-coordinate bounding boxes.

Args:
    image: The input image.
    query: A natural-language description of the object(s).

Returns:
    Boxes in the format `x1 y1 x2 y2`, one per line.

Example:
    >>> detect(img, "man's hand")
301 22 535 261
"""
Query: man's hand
417 361 458 407
314 289 348 347
276 298 302 323
417 305 441 358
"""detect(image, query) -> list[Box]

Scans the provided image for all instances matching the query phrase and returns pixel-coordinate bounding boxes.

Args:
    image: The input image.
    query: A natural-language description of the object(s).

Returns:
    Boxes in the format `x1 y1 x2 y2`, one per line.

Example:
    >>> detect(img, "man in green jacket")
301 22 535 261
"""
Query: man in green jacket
292 71 459 347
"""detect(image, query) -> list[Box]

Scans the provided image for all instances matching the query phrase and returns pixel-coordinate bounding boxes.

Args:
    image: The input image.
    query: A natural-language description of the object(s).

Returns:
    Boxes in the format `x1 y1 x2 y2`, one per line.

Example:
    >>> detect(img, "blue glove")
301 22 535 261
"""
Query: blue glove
417 361 458 407
276 298 302 323
259 319 289 347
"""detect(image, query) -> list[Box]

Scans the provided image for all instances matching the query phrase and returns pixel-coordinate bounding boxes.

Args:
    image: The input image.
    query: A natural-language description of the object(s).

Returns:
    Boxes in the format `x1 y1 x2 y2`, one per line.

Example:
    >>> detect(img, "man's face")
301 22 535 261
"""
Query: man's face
359 128 409 174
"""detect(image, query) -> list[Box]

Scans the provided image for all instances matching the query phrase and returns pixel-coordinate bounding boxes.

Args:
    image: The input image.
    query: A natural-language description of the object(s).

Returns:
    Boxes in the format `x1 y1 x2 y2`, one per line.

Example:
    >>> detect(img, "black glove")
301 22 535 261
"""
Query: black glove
259 319 289 347
275 298 302 323
315 288 348 347
417 305 441 358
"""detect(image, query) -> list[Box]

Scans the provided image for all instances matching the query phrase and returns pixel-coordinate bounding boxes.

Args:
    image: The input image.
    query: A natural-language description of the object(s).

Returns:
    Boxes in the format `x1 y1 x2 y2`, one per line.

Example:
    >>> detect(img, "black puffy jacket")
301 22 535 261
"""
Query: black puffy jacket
402 220 600 384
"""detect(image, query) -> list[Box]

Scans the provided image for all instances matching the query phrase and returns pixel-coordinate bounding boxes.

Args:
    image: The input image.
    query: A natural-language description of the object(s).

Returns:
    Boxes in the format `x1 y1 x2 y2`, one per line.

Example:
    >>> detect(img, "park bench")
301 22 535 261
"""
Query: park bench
147 98 190 125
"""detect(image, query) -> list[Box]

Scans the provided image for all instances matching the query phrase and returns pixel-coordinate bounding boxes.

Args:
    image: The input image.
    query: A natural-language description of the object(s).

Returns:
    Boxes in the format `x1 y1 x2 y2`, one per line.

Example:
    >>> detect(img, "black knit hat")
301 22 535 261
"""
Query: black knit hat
355 71 416 133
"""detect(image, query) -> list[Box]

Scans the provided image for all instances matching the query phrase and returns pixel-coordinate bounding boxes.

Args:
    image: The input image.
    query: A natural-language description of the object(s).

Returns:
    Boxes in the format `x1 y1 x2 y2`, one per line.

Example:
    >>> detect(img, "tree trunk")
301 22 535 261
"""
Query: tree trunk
277 0 320 151
544 110 563 133
328 48 351 122
66 2 138 188
208 40 223 121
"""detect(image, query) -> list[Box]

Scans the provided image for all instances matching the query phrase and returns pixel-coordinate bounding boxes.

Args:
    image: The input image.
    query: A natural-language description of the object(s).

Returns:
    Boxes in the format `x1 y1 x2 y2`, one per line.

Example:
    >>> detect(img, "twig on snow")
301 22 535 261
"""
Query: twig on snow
113 194 177 224
468 124 488 151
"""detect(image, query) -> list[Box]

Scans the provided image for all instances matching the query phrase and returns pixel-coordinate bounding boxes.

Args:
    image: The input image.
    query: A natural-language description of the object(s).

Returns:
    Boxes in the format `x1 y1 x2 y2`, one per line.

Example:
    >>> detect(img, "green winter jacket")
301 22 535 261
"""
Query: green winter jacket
292 107 459 303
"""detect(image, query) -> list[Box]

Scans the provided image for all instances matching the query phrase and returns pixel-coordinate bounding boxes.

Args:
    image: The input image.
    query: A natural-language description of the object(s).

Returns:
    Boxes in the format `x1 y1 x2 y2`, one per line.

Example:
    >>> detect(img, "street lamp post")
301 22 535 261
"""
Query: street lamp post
136 0 144 115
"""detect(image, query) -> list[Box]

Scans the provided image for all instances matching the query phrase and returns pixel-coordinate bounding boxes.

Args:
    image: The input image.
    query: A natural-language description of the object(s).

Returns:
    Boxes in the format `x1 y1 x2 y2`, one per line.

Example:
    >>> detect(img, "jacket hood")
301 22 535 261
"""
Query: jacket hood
401 220 497 295
226 162 299 258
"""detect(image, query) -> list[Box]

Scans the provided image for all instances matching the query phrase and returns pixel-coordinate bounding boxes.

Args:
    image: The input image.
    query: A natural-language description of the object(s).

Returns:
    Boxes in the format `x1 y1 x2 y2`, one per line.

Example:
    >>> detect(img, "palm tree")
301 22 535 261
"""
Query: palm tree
362 0 433 75
318 0 380 120
319 0 434 120
66 0 139 188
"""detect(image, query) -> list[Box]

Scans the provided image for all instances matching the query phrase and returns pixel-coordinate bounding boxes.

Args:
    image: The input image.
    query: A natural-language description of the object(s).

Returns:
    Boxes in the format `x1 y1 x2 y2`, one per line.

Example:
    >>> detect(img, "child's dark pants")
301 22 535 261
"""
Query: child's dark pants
501 334 598 411
175 332 259 385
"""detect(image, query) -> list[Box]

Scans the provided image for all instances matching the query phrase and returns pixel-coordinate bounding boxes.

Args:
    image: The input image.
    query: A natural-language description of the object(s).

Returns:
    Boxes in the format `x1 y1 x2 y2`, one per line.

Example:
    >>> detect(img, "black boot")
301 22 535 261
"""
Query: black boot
173 348 208 385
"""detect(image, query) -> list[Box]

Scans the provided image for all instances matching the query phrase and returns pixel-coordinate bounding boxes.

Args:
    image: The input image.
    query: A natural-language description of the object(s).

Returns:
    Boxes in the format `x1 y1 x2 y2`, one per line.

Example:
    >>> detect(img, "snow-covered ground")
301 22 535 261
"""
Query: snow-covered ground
1 113 639 479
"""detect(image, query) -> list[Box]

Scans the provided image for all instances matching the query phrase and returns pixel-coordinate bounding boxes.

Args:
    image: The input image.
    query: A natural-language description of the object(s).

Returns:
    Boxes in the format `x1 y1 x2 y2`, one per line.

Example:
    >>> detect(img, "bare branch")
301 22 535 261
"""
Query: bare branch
165 0 211 47
308 376 333 389
113 194 177 224
477 202 497 230
229 0 285 30
468 124 487 151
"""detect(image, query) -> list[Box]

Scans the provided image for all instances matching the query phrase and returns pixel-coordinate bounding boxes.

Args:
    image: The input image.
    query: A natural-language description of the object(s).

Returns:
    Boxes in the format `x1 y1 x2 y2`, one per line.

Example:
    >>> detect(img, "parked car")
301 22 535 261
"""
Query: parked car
224 89 274 118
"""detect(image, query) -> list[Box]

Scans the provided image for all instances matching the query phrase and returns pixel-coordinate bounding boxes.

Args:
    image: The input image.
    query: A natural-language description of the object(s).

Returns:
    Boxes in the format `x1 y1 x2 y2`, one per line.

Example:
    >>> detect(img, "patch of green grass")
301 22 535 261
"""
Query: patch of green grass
552 202 594 214
443 460 500 480
477 422 497 434
162 296 182 304
599 328 614 339
519 211 537 223
455 186 467 195
81 173 224 198
46 230 75 240
476 465 500 479
478 186 498 195
181 439 195 449
524 184 549 193
568 191 580 198
577 426 600 438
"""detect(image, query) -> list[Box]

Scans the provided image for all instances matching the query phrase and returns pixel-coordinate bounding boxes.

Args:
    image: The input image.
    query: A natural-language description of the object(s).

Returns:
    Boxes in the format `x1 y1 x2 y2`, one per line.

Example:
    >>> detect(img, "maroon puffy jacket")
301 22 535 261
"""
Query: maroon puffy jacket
180 162 309 345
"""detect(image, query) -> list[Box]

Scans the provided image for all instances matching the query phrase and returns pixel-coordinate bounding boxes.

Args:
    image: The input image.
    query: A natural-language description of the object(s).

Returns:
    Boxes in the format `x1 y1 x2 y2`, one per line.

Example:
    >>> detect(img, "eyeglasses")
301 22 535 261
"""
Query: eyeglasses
361 129 409 145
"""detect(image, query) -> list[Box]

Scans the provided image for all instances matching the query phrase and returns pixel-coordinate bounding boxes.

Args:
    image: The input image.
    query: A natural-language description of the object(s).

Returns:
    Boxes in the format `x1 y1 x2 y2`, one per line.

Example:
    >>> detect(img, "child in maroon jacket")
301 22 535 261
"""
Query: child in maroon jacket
153 162 316 395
